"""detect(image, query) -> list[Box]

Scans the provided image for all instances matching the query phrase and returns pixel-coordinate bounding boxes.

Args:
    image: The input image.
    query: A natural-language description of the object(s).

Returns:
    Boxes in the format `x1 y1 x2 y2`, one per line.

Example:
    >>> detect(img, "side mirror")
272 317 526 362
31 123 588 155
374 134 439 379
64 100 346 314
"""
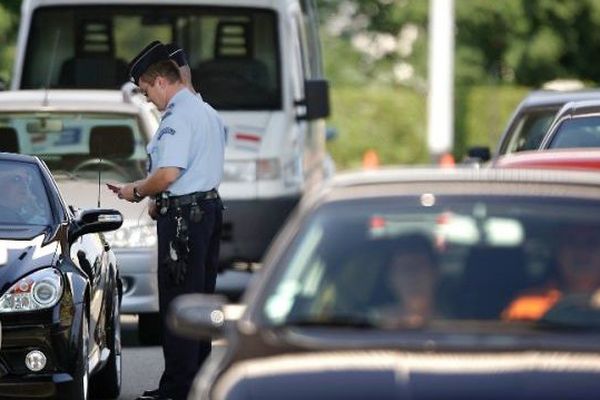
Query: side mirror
296 79 330 121
70 208 123 242
168 294 228 340
466 146 491 163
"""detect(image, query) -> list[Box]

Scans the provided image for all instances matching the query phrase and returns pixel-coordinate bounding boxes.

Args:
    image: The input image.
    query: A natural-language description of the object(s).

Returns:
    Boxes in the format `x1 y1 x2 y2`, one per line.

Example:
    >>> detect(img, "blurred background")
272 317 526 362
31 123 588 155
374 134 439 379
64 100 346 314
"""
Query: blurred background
3 0 600 168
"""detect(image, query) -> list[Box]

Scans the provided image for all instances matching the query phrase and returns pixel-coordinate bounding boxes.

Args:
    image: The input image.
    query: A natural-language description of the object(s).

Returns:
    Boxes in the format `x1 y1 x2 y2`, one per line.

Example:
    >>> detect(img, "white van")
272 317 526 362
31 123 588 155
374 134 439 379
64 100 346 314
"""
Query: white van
13 0 331 284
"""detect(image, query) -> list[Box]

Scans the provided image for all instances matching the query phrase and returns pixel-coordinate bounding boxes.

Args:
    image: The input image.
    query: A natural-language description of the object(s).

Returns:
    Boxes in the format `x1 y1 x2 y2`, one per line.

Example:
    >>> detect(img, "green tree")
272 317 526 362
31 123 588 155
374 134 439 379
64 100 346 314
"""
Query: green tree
319 0 600 87
0 0 20 85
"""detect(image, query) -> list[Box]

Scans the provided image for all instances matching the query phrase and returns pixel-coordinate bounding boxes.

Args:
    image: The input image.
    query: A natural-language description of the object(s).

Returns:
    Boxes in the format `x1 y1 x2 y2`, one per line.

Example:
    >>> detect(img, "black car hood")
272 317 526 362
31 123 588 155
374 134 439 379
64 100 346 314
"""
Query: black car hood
0 233 60 294
215 351 600 400
0 225 49 241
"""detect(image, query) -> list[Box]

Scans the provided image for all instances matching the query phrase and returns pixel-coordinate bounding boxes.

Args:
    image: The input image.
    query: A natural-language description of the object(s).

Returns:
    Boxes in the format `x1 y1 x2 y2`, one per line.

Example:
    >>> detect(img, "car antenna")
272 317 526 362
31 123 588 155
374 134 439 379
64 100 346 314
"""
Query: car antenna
43 29 61 107
97 156 103 208
96 138 103 208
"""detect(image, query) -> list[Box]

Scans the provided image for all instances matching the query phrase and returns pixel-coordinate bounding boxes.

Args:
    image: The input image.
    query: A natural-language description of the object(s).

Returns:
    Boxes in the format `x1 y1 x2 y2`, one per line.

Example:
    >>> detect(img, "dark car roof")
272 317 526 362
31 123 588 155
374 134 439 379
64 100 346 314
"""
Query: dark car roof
518 89 600 108
553 98 600 118
0 152 40 164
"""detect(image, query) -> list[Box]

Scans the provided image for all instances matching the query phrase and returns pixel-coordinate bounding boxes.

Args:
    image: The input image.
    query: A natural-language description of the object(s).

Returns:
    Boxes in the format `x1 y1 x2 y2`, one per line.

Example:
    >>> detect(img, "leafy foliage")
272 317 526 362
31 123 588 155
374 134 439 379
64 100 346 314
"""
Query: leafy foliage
322 0 600 87
327 85 429 168
328 84 528 168
0 2 18 84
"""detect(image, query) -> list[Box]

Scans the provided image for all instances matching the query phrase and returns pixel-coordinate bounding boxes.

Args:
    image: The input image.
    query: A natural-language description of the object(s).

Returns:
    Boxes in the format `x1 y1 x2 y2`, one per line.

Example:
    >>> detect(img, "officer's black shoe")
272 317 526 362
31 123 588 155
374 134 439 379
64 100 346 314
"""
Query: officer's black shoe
143 388 160 397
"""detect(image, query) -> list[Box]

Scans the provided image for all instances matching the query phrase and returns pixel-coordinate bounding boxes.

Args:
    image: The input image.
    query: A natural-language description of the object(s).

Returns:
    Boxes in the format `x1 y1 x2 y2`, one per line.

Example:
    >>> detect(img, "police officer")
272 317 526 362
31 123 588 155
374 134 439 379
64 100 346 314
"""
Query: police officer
164 43 195 93
114 41 226 400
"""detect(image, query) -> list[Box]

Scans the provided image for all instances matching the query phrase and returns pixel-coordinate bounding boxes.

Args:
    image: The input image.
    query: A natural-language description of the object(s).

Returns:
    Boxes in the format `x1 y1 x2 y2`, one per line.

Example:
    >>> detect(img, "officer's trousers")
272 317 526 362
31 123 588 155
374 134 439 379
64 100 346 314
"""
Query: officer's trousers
156 197 222 400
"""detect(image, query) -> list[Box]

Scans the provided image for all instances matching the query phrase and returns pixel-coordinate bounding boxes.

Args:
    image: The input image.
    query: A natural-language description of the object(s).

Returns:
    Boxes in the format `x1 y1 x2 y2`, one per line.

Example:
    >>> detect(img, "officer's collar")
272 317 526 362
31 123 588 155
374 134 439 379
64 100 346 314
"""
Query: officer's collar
166 87 191 109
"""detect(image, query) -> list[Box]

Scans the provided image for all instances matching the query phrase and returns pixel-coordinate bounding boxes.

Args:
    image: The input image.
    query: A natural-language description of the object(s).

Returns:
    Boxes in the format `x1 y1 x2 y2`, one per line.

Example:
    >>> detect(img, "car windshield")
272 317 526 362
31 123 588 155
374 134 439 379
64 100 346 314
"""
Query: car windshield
263 196 600 332
0 112 147 182
549 116 600 149
503 108 557 154
22 6 281 110
0 160 52 226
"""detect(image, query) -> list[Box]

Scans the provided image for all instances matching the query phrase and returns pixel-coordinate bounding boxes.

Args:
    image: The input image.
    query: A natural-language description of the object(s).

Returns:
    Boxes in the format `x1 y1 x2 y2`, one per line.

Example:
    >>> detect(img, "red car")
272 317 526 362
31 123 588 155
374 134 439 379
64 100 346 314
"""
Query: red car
493 149 600 170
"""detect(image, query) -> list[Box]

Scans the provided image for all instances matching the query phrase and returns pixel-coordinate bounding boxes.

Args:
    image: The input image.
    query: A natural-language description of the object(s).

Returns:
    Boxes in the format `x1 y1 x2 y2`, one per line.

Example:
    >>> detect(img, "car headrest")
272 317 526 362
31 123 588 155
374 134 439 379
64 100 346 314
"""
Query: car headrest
215 21 253 59
0 127 20 153
89 126 134 158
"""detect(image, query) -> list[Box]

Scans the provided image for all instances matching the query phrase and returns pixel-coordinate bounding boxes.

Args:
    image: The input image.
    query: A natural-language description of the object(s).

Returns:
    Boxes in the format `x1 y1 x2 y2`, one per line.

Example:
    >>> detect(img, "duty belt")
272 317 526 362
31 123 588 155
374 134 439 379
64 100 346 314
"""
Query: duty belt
156 189 219 211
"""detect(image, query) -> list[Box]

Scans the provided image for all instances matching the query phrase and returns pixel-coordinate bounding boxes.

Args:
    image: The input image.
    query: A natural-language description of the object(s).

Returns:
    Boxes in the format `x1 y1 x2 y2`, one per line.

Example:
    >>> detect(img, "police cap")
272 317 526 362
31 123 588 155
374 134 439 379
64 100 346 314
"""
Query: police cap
128 41 170 86
165 43 189 67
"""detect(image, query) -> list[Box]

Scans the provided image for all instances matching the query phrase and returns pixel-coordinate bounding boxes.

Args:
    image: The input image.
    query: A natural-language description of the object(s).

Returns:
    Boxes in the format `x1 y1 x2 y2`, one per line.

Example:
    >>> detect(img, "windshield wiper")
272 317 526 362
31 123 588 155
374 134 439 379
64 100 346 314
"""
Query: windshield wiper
281 315 378 329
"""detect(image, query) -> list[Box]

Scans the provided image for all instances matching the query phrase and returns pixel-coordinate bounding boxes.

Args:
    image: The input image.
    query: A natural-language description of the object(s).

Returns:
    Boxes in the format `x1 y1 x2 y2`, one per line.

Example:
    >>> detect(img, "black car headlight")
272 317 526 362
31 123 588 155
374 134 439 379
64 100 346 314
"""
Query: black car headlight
0 268 63 312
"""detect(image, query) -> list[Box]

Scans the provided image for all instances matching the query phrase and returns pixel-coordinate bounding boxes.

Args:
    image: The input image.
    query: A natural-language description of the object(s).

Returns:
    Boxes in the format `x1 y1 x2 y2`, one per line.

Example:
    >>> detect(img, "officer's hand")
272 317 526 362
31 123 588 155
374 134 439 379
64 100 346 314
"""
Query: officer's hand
119 184 137 203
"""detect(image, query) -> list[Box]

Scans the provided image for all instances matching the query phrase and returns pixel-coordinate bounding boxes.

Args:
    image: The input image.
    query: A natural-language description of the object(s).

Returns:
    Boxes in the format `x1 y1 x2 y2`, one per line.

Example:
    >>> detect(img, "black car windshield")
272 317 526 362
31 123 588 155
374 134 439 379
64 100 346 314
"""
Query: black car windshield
22 6 281 110
503 108 557 154
0 160 52 225
0 112 147 182
263 196 600 332
549 116 600 149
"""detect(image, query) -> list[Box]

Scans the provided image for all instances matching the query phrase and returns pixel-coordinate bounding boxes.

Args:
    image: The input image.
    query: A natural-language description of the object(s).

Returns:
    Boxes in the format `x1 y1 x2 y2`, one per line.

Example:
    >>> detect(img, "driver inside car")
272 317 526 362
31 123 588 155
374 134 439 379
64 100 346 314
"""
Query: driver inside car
0 172 46 224
377 234 439 328
503 225 600 321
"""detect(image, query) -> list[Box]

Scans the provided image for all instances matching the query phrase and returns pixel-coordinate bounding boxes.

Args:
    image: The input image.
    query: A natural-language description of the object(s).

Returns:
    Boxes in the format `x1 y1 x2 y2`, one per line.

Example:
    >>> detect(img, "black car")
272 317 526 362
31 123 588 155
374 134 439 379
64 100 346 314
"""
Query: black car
0 153 123 399
172 168 600 400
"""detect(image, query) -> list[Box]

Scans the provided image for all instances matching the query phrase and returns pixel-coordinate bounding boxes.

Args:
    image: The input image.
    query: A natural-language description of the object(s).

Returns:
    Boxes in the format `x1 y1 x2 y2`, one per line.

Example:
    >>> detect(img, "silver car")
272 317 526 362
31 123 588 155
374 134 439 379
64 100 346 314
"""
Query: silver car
0 87 249 344
0 88 163 343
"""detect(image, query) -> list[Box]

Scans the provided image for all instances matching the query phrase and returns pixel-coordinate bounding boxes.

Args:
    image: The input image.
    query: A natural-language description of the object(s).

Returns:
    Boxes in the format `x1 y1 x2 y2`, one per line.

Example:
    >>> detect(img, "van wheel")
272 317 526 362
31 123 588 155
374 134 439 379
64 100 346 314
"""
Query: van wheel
90 293 122 398
64 312 90 400
138 313 162 346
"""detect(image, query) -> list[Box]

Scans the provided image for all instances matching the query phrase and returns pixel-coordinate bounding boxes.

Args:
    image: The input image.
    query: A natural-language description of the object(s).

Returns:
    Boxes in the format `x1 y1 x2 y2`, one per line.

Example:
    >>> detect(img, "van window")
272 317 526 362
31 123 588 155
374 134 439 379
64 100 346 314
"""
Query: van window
21 6 281 110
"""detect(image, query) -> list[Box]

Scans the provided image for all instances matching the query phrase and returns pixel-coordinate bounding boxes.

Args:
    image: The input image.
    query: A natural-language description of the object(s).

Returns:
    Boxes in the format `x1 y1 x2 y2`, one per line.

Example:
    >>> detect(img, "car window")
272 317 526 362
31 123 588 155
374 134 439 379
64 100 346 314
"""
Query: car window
263 196 600 331
0 160 52 225
503 109 557 154
22 6 281 110
549 116 600 149
0 112 147 182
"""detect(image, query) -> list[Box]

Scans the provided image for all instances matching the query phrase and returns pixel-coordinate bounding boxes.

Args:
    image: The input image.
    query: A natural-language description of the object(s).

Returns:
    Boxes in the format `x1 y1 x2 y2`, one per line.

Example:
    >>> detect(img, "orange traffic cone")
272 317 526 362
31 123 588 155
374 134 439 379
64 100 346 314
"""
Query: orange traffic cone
362 149 380 169
439 152 455 168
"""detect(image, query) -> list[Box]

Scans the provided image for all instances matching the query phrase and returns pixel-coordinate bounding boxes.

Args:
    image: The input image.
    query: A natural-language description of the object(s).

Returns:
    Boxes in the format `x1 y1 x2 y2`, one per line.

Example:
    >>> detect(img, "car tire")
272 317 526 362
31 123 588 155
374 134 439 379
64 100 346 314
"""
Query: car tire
90 293 122 399
138 312 162 346
64 311 90 400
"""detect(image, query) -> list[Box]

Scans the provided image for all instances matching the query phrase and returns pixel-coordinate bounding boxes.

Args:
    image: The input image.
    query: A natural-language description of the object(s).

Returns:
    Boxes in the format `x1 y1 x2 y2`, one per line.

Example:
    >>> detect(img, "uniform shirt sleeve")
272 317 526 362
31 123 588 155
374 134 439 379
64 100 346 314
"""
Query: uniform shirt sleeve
155 114 191 170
